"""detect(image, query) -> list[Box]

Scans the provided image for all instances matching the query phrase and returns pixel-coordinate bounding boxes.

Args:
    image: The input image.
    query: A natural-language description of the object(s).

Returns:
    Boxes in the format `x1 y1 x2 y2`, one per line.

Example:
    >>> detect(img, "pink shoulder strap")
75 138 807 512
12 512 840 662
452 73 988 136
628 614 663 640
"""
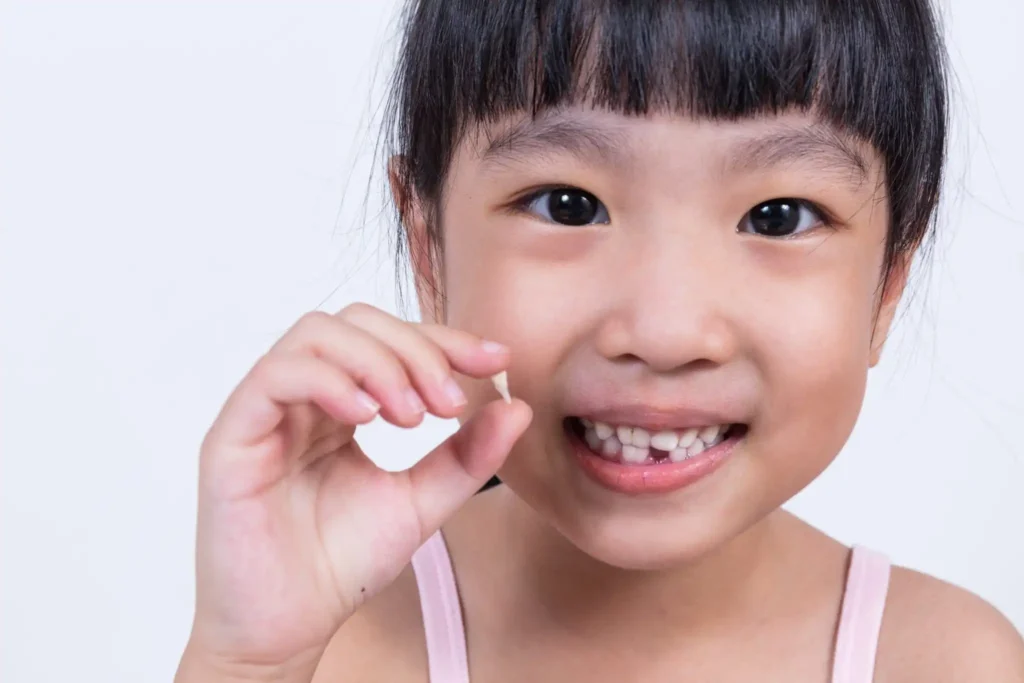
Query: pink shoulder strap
410 531 470 683
411 535 889 683
831 546 891 683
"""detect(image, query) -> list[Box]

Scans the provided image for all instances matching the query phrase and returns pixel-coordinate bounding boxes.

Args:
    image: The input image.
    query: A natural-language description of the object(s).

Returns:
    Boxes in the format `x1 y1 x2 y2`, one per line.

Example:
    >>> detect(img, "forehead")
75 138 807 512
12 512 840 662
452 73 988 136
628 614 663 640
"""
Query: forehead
467 108 881 188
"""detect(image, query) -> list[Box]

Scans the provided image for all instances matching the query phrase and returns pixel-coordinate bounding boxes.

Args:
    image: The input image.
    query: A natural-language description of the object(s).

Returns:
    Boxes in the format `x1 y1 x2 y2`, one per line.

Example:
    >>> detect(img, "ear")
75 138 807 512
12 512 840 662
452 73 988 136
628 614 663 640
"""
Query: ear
869 254 913 367
388 156 443 323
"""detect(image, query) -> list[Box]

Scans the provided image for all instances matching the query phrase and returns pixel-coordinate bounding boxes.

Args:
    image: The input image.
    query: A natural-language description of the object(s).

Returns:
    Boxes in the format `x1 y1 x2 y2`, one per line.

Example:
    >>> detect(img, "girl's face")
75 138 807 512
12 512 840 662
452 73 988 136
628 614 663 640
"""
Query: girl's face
415 108 902 569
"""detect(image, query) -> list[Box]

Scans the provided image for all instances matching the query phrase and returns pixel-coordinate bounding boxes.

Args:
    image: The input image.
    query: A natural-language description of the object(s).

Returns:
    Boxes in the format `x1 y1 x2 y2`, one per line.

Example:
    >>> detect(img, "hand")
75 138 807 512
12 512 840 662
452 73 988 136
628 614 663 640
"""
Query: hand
178 304 531 681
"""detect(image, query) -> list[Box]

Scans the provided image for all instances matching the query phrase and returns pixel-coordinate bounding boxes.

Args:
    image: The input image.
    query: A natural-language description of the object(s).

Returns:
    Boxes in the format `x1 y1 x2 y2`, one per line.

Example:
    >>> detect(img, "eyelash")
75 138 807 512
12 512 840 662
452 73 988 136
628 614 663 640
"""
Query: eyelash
509 187 840 236
510 186 610 226
737 198 838 238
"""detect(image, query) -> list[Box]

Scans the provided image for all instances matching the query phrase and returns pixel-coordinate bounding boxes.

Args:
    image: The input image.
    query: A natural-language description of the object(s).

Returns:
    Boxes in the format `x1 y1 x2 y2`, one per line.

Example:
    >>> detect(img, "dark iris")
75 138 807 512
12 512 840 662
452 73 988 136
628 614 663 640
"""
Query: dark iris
548 189 600 226
748 199 800 237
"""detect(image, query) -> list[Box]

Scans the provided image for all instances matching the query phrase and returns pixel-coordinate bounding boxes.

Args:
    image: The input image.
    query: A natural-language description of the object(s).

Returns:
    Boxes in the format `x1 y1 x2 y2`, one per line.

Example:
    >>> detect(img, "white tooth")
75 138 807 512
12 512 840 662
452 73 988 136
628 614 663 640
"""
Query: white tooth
669 448 689 462
688 439 706 457
698 424 721 444
632 427 651 448
678 428 698 448
581 418 593 428
584 429 602 451
650 431 679 451
601 435 622 457
621 445 649 463
616 425 634 446
594 422 613 440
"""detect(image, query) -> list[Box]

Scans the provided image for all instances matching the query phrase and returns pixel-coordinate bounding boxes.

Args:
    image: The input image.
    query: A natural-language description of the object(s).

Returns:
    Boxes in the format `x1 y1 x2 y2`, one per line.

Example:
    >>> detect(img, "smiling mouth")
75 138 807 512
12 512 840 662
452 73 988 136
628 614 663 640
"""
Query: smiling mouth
563 416 748 494
565 417 748 466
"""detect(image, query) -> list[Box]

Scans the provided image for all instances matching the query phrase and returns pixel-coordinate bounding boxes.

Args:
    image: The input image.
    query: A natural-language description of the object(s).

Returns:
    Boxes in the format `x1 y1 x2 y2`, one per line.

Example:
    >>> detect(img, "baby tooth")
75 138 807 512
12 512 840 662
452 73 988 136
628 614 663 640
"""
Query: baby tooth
616 425 634 446
632 427 651 448
688 440 706 457
491 372 511 403
601 435 622 457
678 428 699 448
650 431 680 451
581 418 593 428
584 429 602 451
669 448 689 462
594 422 614 440
698 424 721 444
621 445 649 463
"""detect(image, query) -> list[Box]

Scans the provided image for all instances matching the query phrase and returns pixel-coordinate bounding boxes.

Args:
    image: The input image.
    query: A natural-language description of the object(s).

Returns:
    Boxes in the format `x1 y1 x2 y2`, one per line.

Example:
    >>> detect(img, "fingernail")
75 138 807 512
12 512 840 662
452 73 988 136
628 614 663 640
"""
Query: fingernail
405 388 426 414
443 378 467 407
481 340 508 354
355 390 380 415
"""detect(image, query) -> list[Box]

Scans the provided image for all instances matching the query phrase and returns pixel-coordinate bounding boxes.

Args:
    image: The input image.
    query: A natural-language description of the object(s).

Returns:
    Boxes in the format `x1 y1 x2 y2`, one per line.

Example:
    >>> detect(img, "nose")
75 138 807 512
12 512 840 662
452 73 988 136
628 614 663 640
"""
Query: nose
593 231 740 374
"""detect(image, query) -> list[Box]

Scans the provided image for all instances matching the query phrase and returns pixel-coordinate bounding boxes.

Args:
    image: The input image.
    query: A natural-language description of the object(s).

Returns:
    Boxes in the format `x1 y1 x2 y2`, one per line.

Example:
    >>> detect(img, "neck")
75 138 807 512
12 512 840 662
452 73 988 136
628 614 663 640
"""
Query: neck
483 488 828 644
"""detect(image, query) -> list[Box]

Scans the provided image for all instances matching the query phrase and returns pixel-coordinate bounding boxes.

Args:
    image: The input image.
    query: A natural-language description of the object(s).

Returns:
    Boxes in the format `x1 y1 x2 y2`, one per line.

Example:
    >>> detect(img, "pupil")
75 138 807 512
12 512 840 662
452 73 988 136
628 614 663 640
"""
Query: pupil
751 200 798 236
548 190 597 226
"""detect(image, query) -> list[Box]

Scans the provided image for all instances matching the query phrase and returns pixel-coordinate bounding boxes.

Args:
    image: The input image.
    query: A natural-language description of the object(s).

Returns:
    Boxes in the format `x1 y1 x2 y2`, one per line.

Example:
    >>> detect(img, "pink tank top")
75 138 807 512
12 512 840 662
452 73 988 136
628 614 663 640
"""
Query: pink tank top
411 532 890 683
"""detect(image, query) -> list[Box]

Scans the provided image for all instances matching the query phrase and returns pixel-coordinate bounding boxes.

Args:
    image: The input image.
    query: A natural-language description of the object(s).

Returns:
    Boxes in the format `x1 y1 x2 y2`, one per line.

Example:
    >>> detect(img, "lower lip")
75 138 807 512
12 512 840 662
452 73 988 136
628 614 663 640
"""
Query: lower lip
570 429 739 495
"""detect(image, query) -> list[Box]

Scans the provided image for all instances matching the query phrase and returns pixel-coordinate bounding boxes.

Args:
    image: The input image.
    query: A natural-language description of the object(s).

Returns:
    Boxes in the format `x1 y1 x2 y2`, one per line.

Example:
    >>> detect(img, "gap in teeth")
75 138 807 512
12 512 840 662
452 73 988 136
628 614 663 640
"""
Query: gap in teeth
576 418 733 464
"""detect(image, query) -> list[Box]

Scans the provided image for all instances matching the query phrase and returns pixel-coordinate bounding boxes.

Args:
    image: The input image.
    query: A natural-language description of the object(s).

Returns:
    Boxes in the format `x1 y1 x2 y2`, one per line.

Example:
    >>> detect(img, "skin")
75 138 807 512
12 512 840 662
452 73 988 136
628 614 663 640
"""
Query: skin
177 109 1024 683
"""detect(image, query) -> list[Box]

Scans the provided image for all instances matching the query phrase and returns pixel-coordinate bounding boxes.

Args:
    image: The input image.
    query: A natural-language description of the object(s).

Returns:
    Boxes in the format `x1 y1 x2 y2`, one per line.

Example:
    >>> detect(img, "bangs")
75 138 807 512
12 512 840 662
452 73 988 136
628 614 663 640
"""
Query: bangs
400 0 943 150
459 0 841 120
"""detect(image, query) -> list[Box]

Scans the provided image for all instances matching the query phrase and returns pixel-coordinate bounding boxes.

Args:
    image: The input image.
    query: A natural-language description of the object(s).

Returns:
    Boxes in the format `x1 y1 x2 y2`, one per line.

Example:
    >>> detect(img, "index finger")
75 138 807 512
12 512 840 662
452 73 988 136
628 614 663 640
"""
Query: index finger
414 323 511 379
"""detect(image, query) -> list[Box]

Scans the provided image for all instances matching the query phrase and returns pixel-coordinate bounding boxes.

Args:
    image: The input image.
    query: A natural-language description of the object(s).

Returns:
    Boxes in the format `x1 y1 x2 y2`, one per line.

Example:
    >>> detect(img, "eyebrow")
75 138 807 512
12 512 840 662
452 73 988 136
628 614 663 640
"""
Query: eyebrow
480 116 628 169
724 125 871 185
480 115 871 184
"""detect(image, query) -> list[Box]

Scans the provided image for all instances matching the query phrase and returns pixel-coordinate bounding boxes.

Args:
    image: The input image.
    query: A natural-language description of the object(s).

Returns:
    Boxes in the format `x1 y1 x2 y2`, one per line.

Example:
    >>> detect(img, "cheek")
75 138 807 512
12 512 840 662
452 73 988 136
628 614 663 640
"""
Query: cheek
441 206 519 338
770 287 871 413
442 206 601 392
746 243 882 478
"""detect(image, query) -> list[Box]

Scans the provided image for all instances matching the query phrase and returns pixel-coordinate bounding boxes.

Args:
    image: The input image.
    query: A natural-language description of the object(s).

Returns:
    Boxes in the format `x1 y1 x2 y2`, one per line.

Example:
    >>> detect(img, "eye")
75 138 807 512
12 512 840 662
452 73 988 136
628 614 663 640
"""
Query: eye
739 198 825 237
524 187 610 226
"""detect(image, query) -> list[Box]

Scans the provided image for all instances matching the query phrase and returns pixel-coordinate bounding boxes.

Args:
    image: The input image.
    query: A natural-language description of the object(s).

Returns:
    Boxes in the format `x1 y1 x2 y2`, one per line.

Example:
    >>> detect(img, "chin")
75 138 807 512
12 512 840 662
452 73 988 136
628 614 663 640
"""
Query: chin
574 520 733 571
556 488 766 571
500 432 775 572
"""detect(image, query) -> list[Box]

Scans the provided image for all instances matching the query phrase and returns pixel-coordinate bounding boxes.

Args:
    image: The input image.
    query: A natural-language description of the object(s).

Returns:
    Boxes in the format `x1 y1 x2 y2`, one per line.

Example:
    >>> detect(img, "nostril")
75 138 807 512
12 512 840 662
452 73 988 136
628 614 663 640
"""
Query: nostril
610 353 722 377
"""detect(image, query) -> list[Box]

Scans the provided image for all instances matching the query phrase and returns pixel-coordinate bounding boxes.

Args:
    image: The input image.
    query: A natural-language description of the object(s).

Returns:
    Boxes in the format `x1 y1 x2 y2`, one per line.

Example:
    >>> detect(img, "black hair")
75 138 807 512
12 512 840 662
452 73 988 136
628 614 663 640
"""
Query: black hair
383 0 948 306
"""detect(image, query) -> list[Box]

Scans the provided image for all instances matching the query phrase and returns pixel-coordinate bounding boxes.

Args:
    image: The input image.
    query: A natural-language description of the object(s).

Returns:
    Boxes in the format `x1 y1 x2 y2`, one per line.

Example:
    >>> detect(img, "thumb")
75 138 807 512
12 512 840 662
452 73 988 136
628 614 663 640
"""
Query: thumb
406 399 532 537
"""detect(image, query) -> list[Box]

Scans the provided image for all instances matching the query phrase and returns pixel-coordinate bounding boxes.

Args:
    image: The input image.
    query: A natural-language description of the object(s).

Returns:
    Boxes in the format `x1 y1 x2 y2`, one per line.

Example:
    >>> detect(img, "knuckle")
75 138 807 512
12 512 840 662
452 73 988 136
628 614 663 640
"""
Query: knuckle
376 354 411 387
252 351 305 385
199 431 222 461
326 337 391 383
295 310 333 333
337 302 377 323
418 344 451 377
424 323 476 349
277 312 333 349
248 353 281 383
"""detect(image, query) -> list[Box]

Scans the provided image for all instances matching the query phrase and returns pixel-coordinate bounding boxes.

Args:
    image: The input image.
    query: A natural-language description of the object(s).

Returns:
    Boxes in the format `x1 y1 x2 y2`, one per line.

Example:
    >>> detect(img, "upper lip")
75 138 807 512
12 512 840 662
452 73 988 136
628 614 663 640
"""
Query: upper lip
572 405 745 432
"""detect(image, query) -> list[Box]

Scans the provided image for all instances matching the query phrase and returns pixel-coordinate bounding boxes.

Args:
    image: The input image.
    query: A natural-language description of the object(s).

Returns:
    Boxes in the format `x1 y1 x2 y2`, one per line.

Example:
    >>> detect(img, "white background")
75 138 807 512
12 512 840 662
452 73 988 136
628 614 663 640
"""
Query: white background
1 1 1022 681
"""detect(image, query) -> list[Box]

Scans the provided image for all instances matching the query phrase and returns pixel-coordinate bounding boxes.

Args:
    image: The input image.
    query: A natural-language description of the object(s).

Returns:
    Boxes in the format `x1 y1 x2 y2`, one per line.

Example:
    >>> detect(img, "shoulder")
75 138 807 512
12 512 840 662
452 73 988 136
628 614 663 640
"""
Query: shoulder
312 564 428 683
876 565 1024 682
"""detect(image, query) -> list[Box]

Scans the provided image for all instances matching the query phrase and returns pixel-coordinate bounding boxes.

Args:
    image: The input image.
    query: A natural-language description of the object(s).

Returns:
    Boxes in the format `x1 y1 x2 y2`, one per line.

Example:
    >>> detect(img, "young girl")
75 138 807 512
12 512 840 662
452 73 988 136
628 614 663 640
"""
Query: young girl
176 1 1024 681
